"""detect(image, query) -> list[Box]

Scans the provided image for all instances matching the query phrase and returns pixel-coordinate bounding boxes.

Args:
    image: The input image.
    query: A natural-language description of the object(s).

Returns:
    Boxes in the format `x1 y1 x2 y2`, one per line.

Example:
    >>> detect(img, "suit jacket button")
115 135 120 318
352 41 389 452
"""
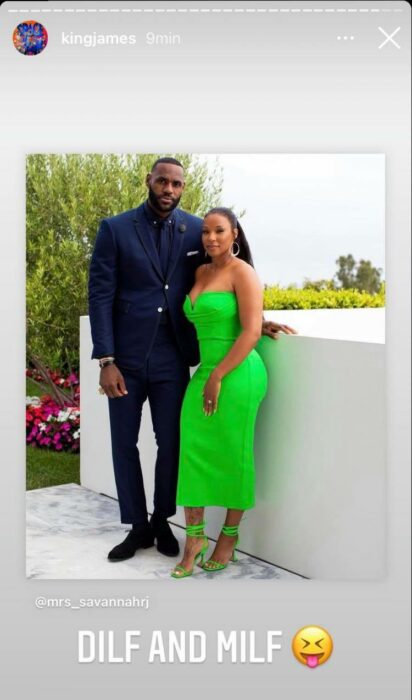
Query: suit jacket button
165 284 169 290
157 307 163 312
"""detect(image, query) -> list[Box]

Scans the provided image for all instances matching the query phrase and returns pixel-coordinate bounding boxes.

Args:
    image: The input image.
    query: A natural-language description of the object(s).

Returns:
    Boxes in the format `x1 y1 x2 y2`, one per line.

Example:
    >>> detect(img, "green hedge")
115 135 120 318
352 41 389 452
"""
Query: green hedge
263 285 385 310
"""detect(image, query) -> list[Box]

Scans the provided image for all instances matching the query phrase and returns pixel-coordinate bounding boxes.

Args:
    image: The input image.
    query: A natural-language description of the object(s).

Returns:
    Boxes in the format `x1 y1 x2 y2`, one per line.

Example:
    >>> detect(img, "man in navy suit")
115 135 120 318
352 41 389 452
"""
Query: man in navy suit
89 157 206 561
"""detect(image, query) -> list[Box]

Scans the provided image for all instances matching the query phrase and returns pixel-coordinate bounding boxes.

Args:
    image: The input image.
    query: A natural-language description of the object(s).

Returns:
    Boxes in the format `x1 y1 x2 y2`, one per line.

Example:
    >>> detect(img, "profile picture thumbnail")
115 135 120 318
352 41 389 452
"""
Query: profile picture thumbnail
13 20 48 56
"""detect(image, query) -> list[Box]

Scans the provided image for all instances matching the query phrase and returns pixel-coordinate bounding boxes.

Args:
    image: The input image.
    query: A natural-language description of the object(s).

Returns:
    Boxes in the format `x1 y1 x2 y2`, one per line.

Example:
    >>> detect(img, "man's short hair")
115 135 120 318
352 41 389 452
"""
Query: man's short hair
151 157 184 172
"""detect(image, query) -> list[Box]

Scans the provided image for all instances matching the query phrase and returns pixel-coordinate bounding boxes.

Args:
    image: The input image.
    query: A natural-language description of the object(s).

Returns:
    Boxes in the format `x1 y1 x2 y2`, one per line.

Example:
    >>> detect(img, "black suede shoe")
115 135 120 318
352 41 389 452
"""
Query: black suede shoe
150 514 180 557
108 528 154 562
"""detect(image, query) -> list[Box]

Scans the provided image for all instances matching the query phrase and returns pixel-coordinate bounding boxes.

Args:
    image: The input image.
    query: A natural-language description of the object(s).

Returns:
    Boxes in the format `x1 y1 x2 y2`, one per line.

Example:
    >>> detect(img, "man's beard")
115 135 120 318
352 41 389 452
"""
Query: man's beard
147 186 181 214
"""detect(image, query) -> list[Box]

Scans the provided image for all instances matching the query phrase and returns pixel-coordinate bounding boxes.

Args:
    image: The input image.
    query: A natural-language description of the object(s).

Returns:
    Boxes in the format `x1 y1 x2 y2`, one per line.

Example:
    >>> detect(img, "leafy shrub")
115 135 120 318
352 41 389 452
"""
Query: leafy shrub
263 284 385 310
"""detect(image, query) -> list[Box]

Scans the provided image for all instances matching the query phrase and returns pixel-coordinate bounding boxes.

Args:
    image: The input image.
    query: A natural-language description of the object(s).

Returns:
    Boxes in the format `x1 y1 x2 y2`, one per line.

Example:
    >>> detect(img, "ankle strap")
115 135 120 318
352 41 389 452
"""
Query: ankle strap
186 522 206 537
222 525 239 536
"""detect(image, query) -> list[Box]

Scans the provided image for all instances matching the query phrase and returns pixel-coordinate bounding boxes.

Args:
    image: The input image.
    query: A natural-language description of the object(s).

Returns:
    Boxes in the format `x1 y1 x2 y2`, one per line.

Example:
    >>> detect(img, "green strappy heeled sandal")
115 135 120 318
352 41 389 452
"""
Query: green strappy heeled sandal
201 524 240 572
170 522 208 579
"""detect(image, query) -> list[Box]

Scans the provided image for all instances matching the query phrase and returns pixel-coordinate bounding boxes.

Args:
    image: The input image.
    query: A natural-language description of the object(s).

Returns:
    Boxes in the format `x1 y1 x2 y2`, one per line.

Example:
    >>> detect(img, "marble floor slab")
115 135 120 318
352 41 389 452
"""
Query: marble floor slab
26 484 303 580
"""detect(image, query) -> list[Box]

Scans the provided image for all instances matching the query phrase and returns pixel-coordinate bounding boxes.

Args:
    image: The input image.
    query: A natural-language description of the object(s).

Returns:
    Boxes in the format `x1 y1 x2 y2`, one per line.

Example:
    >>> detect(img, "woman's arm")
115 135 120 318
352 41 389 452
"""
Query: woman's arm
202 264 263 415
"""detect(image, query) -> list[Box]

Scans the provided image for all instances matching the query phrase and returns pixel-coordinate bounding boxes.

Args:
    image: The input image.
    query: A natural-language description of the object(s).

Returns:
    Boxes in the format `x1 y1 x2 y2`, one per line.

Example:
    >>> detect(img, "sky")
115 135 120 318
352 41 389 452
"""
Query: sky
201 154 385 287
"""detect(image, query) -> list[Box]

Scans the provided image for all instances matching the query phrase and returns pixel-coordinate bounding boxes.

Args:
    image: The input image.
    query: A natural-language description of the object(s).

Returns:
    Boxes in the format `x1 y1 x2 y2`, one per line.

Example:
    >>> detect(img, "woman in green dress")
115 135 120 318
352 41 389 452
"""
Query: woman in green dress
171 208 268 578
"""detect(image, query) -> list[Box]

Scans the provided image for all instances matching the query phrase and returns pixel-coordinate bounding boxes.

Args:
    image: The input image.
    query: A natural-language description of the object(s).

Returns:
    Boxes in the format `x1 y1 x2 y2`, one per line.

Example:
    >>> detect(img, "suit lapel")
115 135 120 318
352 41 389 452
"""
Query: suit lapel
167 211 185 282
133 206 163 281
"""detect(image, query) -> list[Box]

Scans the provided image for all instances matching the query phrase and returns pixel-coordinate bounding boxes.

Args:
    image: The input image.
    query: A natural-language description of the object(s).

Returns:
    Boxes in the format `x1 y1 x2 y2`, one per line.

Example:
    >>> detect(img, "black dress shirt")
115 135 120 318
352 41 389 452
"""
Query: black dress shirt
143 200 175 277
143 201 175 320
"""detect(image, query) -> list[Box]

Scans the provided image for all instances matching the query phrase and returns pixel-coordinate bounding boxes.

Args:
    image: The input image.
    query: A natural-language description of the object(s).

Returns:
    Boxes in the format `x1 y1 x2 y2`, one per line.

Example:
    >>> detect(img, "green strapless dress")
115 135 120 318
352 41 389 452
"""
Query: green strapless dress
176 291 268 510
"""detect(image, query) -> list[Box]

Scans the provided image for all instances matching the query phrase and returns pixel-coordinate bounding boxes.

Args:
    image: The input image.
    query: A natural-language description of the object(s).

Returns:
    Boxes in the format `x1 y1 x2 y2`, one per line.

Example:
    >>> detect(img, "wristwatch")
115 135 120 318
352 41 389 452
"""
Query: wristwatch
98 357 115 369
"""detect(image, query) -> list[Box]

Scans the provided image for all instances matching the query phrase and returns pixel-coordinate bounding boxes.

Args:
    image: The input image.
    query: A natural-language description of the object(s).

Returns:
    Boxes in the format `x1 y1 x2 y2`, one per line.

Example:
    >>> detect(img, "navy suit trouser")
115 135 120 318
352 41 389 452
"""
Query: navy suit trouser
107 322 190 525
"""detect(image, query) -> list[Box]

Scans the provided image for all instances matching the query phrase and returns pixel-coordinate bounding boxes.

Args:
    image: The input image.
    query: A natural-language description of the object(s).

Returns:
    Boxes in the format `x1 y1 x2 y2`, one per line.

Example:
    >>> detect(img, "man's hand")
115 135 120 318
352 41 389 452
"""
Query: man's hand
99 365 128 398
262 320 298 340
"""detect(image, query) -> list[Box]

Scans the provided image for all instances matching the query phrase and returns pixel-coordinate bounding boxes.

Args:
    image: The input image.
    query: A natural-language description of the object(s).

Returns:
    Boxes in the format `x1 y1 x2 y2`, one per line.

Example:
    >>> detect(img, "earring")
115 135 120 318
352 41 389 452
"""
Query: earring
231 240 240 257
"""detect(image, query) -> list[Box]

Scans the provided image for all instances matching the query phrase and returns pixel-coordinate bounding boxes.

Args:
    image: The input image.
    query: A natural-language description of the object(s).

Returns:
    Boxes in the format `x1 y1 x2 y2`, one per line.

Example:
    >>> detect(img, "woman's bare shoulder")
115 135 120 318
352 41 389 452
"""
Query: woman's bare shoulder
232 259 261 286
195 263 209 280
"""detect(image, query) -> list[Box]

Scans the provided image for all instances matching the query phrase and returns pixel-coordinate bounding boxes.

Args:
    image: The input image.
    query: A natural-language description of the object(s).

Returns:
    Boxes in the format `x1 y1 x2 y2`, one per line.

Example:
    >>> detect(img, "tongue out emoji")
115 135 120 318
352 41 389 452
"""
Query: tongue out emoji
307 655 320 668
292 626 333 669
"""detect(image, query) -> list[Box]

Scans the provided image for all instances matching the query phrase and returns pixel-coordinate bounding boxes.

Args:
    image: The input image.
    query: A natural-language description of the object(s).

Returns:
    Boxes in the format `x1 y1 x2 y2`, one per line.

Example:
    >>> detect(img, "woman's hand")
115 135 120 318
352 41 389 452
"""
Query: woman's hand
262 320 298 339
203 372 222 416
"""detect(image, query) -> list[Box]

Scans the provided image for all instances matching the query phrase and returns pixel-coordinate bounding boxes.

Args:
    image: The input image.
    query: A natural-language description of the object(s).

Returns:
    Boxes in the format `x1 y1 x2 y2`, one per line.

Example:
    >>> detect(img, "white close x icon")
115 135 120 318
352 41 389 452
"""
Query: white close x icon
378 26 401 50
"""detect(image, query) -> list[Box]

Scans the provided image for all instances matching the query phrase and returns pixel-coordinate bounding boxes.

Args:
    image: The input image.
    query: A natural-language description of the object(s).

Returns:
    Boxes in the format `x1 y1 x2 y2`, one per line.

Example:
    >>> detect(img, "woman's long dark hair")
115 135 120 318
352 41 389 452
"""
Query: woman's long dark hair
203 207 254 267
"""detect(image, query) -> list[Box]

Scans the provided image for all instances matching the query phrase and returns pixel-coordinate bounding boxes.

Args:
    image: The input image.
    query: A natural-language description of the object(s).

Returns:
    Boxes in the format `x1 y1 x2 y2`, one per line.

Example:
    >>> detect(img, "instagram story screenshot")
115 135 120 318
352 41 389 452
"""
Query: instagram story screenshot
0 1 410 698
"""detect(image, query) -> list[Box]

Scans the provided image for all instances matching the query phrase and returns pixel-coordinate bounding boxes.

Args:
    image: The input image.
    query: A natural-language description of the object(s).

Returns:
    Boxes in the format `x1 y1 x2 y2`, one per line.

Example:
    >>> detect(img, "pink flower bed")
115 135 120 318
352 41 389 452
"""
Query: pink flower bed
26 396 80 452
26 369 80 452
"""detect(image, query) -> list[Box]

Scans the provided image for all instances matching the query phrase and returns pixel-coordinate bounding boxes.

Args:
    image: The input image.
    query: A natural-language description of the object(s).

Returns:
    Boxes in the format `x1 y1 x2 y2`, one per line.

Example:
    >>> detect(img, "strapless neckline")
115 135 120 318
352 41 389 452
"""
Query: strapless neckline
186 291 236 310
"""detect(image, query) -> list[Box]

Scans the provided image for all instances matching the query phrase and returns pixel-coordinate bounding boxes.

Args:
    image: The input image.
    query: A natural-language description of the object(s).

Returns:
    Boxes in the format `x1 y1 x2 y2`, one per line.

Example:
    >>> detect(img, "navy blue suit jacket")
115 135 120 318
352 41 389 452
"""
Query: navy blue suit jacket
88 203 203 369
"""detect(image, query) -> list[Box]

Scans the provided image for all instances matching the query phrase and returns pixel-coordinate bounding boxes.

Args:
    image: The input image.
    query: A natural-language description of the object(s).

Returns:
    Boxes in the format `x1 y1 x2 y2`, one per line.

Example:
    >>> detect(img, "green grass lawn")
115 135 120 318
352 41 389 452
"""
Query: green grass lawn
26 445 80 491
26 377 45 398
26 378 80 490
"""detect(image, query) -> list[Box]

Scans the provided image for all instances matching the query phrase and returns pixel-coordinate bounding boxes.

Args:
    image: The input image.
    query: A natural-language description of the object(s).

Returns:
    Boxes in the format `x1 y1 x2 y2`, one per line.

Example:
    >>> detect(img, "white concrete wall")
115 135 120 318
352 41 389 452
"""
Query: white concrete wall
80 309 385 580
264 307 385 343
